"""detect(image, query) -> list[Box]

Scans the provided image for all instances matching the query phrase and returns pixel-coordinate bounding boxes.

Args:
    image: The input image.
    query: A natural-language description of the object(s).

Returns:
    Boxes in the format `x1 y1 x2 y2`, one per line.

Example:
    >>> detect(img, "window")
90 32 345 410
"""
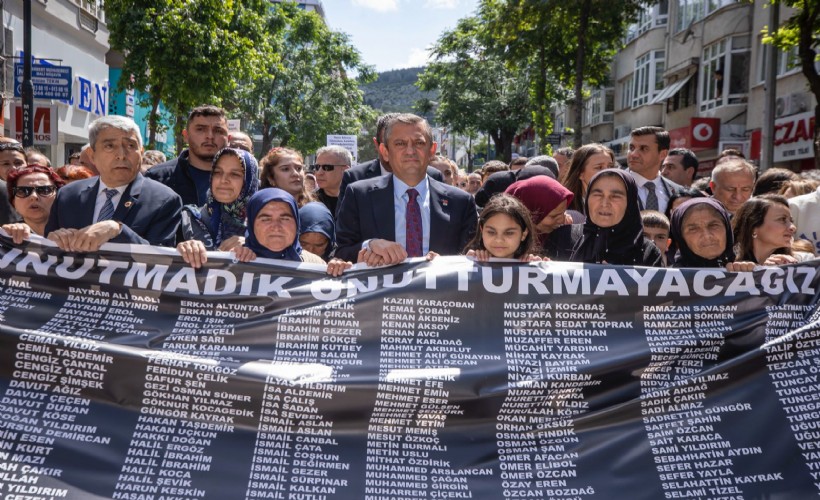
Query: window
621 75 634 110
757 38 802 82
633 50 665 107
676 0 736 33
700 35 750 111
626 1 668 43
584 88 615 127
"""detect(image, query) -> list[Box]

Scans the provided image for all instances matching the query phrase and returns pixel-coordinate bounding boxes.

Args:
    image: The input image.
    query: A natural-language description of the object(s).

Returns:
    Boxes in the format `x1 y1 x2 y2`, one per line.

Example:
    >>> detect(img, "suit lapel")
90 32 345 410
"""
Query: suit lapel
113 174 142 222
370 175 395 241
79 179 100 225
428 179 451 252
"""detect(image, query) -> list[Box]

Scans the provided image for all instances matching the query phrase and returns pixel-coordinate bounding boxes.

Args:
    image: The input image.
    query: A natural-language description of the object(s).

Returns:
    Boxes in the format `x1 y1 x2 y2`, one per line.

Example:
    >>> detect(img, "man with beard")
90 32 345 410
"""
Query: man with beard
146 105 230 206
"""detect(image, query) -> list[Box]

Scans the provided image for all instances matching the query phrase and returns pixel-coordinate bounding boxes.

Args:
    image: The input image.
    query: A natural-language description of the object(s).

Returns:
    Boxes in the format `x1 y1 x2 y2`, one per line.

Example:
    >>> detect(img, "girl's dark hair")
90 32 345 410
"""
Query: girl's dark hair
464 194 539 258
732 194 793 263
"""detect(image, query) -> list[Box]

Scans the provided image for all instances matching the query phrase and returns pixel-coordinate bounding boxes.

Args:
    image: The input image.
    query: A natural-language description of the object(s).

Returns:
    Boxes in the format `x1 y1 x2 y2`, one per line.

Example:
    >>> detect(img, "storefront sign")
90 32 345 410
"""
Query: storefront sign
9 103 58 144
774 111 816 162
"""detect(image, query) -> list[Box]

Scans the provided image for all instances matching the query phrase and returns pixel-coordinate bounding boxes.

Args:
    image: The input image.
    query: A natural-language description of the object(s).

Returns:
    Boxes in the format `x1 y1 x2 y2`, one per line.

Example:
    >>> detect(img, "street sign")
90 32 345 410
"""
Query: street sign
14 63 72 100
545 133 562 147
10 103 58 145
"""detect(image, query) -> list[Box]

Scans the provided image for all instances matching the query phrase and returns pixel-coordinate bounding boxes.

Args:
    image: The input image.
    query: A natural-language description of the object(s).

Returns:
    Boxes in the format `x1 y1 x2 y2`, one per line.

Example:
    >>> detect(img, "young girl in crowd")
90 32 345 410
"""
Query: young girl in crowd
464 194 542 262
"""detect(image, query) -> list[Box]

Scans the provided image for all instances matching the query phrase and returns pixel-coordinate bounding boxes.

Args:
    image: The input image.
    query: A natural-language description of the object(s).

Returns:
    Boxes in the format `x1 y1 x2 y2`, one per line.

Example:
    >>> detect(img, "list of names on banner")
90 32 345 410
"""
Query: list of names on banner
764 304 820 486
364 297 487 498
247 299 358 499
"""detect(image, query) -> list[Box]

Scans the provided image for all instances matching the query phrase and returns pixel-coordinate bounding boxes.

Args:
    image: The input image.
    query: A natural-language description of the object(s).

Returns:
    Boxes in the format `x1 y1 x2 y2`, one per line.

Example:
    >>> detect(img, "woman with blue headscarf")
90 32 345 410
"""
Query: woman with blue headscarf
177 148 259 268
298 202 336 261
234 188 352 276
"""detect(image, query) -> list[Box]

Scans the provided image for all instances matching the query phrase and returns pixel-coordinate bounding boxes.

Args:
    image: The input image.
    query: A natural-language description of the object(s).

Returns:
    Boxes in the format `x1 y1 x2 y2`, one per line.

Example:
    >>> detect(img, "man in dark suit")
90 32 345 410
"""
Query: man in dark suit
335 114 477 264
46 116 182 251
627 126 682 214
336 113 442 217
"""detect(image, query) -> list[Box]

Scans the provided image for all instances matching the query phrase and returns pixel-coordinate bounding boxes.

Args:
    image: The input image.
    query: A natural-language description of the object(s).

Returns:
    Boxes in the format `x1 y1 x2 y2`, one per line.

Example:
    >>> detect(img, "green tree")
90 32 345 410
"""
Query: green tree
482 0 644 146
763 0 820 168
418 16 532 163
231 4 376 156
106 0 270 152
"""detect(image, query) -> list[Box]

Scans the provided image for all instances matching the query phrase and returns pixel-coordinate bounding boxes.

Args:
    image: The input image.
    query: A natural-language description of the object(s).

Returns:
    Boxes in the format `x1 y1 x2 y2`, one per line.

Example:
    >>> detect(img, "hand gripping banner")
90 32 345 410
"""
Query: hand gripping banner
1 234 820 499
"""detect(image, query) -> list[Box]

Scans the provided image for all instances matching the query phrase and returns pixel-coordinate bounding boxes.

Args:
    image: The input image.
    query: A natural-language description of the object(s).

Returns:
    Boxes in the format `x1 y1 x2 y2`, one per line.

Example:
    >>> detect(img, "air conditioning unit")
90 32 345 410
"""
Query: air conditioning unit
775 96 789 118
776 93 813 118
789 92 811 115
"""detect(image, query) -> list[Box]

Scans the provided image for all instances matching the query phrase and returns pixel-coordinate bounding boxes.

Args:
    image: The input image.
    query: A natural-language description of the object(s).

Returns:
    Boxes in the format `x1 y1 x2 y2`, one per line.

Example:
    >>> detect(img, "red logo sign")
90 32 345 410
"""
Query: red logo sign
689 117 720 150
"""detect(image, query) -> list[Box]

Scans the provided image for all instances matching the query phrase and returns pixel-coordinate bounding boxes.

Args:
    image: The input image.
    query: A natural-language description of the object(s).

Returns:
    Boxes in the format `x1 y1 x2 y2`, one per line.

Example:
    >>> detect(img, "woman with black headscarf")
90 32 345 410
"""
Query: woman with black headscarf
298 202 336 261
234 188 325 264
569 169 662 266
668 197 755 270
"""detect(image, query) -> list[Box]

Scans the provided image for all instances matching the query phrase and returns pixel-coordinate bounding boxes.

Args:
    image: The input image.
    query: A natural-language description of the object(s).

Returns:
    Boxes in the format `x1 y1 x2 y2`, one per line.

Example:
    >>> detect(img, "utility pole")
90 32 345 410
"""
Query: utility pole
22 0 34 147
761 3 779 172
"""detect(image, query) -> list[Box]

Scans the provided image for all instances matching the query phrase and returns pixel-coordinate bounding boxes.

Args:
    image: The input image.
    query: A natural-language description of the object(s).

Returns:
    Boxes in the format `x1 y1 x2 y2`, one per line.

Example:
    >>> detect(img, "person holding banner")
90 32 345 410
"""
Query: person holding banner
45 116 182 252
569 169 663 266
234 188 351 277
732 195 811 265
2 165 64 243
669 197 754 271
176 148 259 269
463 193 541 262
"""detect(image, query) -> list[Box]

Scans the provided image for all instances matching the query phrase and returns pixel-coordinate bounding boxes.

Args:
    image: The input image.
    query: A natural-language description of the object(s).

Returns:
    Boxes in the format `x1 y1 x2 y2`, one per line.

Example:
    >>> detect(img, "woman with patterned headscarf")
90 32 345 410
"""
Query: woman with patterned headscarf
176 147 259 268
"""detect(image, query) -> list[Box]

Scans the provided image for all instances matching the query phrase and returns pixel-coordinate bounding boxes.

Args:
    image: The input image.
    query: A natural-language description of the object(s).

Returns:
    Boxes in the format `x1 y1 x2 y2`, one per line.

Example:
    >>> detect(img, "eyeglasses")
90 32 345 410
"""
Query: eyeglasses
12 185 57 198
310 164 344 172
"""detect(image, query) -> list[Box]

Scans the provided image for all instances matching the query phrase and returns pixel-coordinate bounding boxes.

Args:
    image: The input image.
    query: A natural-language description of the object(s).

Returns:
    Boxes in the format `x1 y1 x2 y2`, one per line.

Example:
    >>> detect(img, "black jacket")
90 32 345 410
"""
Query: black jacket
145 150 202 207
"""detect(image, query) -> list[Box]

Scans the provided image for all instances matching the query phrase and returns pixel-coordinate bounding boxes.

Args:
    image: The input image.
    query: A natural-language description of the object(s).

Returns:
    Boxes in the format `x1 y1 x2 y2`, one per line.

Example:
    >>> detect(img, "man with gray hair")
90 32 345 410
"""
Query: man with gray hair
45 115 182 251
709 159 756 216
312 145 352 215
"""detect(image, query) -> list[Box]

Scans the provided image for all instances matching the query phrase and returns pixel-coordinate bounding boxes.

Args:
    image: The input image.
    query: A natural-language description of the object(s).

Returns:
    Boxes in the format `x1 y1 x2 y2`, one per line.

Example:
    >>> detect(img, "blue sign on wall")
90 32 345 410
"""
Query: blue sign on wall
14 63 72 100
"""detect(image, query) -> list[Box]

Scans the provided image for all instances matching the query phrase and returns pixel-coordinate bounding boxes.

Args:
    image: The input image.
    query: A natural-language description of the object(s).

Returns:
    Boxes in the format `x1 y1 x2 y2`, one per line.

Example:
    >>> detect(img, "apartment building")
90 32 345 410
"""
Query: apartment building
2 0 110 164
580 0 817 174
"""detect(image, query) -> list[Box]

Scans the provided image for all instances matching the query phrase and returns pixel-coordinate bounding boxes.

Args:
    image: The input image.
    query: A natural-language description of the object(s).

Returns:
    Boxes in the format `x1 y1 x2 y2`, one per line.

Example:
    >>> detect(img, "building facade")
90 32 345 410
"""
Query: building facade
577 0 817 174
2 0 109 165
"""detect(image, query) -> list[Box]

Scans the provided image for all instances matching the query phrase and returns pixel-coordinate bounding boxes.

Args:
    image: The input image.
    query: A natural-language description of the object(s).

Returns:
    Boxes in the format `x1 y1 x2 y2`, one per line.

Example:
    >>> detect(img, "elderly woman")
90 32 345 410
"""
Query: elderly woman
669 198 753 271
298 202 336 261
569 169 662 266
2 165 64 243
234 188 351 276
505 175 575 259
176 148 258 268
259 147 314 207
732 195 813 265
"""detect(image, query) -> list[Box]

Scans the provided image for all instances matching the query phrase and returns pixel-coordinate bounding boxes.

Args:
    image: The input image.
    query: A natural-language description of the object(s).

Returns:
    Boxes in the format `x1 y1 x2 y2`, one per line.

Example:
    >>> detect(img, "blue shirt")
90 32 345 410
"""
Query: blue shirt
188 166 211 206
393 176 431 254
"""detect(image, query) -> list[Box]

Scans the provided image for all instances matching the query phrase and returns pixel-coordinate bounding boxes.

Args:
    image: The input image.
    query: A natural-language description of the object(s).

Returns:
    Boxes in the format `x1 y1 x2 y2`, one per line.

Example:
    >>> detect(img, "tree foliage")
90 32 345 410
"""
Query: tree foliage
763 0 820 167
106 0 271 152
230 3 377 156
418 16 531 162
481 0 645 146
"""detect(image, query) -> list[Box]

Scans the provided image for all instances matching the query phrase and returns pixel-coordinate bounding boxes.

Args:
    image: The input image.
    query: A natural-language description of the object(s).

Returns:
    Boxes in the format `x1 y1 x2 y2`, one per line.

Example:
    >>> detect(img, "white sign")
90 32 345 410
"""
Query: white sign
774 111 816 162
10 104 58 145
227 119 241 133
327 134 358 163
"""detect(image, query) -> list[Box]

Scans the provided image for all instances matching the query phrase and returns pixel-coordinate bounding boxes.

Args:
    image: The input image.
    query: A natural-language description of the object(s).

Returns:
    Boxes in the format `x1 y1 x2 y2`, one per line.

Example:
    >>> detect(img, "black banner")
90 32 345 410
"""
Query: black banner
1 234 820 499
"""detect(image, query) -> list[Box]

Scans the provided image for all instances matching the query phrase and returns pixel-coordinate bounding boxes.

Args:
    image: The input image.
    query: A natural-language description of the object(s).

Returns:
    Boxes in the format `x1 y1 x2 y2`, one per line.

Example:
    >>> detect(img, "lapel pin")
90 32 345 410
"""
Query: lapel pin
442 199 449 207
124 201 133 208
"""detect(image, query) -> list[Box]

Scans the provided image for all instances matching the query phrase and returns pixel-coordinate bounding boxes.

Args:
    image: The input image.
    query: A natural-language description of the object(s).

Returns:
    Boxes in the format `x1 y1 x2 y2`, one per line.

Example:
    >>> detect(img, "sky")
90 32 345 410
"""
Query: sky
322 0 480 73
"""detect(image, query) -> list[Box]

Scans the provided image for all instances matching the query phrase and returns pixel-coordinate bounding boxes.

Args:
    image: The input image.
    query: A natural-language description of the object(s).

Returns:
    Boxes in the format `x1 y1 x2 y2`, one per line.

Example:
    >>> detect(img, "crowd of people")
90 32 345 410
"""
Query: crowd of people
1 105 818 276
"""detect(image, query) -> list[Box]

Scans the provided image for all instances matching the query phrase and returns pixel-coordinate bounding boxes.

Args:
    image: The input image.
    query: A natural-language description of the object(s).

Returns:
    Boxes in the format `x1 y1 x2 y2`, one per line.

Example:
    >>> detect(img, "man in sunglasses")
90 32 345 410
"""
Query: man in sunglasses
312 145 352 216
